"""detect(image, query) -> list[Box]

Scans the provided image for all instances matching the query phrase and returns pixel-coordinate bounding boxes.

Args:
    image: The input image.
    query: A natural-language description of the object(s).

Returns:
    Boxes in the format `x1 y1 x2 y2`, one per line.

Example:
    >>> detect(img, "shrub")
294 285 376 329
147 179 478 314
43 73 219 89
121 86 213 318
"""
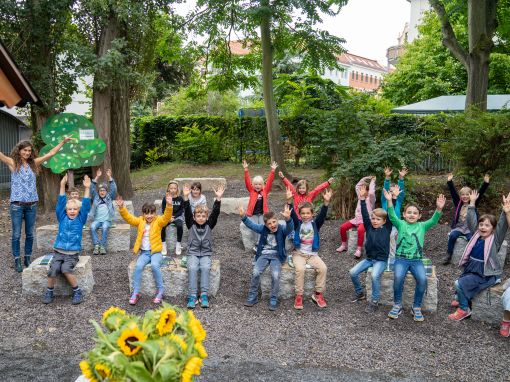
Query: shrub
174 123 227 164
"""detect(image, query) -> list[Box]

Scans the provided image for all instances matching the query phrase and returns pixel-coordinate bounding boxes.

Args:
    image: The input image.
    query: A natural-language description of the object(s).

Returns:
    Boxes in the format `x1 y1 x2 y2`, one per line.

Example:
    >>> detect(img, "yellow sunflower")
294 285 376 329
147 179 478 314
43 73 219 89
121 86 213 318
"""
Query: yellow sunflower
117 324 148 356
169 334 188 352
194 342 208 359
102 307 126 329
94 363 112 379
188 318 206 343
79 360 98 382
156 308 177 336
181 356 203 382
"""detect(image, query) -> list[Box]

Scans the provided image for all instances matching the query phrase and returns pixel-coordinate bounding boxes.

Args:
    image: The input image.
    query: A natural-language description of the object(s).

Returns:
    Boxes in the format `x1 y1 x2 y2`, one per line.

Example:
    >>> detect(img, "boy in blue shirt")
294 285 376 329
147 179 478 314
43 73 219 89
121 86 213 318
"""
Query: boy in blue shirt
43 175 91 305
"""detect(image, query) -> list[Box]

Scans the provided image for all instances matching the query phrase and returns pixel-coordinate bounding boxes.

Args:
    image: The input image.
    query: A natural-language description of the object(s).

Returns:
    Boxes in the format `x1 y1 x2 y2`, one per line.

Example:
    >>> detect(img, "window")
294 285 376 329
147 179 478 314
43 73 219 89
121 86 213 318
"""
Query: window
369 75 372 84
366 74 369 83
351 71 354 79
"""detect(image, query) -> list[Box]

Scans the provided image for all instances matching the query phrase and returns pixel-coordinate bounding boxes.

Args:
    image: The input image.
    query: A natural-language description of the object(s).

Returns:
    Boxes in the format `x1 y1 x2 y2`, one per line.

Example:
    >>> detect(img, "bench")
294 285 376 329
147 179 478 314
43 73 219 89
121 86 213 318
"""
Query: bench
36 224 131 253
471 282 506 325
22 255 94 297
127 258 220 297
365 266 438 312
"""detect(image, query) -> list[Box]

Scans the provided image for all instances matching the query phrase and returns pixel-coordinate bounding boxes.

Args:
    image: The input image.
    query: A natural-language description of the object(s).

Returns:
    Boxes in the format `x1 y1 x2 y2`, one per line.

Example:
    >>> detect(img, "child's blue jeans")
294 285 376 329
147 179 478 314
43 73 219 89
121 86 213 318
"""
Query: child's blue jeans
188 255 212 296
349 259 387 302
246 254 282 304
393 258 427 308
90 220 111 247
132 250 163 294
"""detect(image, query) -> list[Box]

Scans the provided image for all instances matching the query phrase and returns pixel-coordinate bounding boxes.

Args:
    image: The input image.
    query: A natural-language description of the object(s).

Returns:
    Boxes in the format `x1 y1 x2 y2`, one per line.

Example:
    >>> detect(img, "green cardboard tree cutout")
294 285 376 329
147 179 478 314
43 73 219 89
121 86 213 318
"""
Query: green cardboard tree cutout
39 113 106 174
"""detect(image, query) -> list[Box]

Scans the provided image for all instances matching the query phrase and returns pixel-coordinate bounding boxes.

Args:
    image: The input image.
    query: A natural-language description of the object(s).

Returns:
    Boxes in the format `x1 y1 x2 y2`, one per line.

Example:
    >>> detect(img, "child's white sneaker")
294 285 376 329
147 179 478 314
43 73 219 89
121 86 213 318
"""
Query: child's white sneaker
176 242 182 255
161 242 167 256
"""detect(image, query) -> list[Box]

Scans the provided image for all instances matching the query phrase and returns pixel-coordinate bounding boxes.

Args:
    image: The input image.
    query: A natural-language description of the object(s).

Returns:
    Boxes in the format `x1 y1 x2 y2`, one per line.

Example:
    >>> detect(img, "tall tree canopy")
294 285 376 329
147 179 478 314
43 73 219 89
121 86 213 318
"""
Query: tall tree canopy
191 0 348 178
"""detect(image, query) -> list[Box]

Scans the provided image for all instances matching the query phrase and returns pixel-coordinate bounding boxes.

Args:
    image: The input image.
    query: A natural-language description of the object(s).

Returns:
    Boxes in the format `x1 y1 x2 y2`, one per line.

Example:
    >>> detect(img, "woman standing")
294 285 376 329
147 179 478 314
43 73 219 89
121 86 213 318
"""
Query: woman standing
0 137 71 272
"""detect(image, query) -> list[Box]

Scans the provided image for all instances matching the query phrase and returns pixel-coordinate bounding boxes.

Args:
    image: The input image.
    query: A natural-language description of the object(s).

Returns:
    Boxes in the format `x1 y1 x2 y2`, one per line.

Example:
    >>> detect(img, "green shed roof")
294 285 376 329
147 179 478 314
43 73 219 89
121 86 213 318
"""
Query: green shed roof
391 95 510 114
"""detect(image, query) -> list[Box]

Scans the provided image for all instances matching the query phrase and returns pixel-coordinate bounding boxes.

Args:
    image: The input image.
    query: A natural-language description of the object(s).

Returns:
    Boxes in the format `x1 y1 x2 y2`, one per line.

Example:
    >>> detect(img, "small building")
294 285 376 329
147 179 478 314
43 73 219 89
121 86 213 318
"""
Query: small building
0 109 31 186
391 95 510 114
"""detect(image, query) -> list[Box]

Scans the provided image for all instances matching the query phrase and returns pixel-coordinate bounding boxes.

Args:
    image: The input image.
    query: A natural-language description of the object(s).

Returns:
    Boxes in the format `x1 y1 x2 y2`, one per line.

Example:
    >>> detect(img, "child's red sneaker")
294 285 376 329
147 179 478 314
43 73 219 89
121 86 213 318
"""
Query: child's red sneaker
500 320 510 337
448 308 471 321
312 292 327 308
129 293 141 305
294 294 303 310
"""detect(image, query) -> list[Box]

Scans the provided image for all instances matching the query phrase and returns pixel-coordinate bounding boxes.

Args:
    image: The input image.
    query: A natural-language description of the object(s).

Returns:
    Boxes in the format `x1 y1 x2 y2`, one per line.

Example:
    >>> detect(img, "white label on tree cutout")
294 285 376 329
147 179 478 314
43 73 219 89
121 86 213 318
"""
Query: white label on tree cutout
79 129 95 140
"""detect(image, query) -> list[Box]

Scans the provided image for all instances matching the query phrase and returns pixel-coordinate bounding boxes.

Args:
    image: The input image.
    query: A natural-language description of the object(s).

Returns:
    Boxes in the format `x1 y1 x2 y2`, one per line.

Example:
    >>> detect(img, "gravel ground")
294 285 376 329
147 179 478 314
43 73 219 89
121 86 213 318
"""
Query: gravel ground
0 180 509 382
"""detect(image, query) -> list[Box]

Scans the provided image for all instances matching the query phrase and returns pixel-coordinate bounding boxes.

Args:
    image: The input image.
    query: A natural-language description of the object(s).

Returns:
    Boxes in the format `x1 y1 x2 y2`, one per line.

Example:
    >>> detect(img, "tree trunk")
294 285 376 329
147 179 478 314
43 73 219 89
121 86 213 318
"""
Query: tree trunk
260 0 292 180
32 110 60 212
465 53 490 110
111 77 133 198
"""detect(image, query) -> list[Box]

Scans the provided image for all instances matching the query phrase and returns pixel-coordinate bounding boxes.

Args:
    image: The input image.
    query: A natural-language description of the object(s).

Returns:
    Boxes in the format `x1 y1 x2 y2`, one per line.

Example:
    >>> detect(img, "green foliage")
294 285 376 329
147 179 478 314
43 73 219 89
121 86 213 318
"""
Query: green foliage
144 137 173 166
439 110 510 185
160 86 241 117
174 123 227 164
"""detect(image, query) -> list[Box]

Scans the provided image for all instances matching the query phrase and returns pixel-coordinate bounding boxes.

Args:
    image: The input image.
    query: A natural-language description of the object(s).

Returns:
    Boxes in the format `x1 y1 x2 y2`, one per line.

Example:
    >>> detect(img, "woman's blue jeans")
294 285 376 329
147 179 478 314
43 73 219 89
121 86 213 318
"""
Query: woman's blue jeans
10 202 37 259
132 250 164 294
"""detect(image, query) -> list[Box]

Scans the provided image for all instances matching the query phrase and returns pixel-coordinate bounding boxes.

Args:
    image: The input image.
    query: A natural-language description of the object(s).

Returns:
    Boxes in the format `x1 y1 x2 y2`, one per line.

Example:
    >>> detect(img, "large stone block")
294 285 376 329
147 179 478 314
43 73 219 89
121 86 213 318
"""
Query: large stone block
347 228 366 255
471 282 506 325
113 200 134 222
260 262 316 299
174 177 227 190
128 258 220 297
240 221 293 252
22 255 94 297
220 197 249 215
163 223 189 255
365 266 438 312
452 238 507 265
36 224 131 253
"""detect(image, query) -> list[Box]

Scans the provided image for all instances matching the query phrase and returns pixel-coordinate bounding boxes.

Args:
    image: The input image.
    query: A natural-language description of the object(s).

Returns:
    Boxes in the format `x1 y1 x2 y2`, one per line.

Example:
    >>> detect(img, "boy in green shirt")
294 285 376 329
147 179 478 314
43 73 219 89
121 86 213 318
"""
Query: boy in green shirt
384 189 446 321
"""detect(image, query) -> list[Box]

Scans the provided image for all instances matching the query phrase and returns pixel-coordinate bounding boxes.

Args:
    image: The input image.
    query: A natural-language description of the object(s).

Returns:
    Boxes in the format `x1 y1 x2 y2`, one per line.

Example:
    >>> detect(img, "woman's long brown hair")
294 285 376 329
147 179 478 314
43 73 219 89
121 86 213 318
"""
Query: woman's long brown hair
10 140 39 174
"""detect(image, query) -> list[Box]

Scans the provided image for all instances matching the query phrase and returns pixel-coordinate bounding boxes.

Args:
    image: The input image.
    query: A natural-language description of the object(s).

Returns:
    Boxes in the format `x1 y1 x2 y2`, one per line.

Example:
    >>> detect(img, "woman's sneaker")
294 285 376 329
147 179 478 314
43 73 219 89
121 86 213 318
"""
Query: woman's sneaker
448 308 471 321
388 305 403 319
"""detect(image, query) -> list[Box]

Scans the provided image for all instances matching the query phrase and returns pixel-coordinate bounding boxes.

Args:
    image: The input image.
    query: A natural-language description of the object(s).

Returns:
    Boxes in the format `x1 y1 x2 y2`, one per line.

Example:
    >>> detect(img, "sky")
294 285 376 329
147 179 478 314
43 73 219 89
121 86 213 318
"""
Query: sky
175 0 411 66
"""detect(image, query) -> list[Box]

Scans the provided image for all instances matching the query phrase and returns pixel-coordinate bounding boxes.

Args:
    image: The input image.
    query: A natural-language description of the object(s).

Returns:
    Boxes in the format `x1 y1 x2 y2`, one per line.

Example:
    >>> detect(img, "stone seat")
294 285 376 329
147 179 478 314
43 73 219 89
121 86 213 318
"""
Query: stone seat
128 257 220 297
260 262 316 299
36 224 131 253
240 220 293 252
471 282 506 325
174 177 227 190
347 228 366 256
219 197 249 215
452 238 507 265
365 266 438 312
22 255 94 297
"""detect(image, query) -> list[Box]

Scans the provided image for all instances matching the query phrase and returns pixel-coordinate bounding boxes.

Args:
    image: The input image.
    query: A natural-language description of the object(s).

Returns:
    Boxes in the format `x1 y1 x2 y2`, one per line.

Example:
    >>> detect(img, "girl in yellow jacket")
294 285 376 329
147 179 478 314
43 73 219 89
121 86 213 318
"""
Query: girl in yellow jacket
116 194 173 304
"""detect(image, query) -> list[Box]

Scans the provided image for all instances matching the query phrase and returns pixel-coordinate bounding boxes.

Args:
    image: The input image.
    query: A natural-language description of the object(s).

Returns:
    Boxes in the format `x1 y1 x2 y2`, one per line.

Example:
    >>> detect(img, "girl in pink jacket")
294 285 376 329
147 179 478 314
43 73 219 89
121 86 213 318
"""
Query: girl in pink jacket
337 176 376 258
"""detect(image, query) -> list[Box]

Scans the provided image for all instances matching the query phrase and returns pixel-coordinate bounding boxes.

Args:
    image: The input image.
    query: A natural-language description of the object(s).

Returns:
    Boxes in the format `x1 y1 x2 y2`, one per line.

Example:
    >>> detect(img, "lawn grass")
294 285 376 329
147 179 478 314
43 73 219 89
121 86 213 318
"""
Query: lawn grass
130 161 328 191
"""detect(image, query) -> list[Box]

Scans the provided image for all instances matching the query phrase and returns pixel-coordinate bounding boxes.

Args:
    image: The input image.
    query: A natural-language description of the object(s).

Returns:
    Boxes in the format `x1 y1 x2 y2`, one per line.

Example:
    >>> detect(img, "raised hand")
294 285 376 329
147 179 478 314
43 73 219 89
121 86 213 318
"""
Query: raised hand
399 168 408 179
286 187 293 202
94 168 102 181
213 184 225 200
384 167 392 179
323 188 333 204
502 192 510 214
83 175 91 189
469 189 479 205
182 184 191 199
383 188 393 202
238 204 245 217
270 161 278 170
62 136 74 143
165 191 172 205
484 174 490 183
60 174 68 186
328 177 334 184
447 172 453 182
281 204 291 220
115 195 124 208
390 184 401 198
106 169 112 180
369 175 376 183
358 185 368 200
278 171 285 179
242 160 248 169
436 194 446 210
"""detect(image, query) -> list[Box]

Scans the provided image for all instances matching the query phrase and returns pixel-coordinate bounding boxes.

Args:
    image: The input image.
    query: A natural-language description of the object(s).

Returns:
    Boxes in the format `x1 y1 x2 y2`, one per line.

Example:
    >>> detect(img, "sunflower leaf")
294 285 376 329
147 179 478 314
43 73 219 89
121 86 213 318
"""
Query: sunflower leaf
125 361 154 382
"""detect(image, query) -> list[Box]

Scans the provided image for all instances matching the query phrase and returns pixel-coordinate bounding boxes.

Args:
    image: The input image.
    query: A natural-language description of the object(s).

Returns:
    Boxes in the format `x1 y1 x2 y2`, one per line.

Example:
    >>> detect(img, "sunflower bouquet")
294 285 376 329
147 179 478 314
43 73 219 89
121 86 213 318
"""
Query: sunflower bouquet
80 304 207 382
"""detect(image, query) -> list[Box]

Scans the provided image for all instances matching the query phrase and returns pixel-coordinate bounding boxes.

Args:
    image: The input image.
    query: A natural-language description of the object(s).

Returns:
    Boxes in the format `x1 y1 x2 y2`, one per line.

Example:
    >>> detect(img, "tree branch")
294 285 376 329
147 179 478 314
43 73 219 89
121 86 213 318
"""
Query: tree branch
429 0 469 68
